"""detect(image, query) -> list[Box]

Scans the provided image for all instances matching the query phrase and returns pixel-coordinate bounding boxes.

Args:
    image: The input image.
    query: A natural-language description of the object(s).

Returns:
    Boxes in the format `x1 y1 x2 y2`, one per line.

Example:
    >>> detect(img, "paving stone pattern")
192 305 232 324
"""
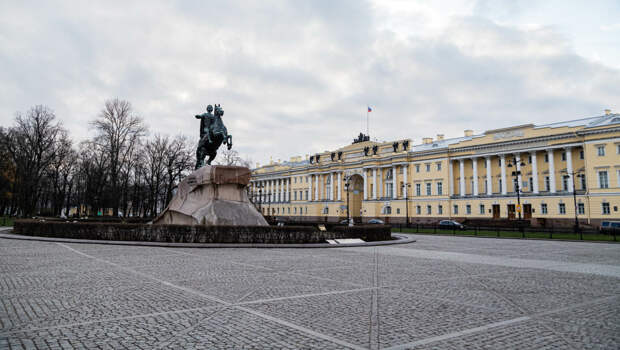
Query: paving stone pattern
1 231 619 349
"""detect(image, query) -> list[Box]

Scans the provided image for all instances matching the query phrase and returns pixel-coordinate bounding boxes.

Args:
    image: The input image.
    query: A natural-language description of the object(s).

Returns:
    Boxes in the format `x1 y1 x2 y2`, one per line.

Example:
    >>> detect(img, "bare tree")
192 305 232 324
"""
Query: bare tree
91 99 146 216
163 135 193 206
2 106 66 216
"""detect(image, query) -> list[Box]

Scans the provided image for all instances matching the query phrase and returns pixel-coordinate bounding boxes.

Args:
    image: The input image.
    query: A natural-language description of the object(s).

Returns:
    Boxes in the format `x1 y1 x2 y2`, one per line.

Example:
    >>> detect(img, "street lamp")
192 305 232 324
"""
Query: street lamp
344 176 353 226
507 157 526 237
563 171 585 237
402 183 411 227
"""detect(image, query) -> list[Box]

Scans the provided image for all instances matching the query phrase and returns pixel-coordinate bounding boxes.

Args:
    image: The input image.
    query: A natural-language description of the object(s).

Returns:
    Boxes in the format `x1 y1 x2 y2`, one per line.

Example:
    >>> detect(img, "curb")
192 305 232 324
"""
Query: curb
0 229 415 248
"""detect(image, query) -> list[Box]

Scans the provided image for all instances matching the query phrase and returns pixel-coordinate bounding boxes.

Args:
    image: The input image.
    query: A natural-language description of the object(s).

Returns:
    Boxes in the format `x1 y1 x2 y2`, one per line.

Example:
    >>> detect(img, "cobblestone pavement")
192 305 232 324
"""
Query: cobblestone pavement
1 230 619 349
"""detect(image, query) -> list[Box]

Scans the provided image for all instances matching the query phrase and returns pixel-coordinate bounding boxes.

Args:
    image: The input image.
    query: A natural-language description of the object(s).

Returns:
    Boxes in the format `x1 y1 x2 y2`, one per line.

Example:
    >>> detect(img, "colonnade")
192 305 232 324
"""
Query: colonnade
452 147 576 197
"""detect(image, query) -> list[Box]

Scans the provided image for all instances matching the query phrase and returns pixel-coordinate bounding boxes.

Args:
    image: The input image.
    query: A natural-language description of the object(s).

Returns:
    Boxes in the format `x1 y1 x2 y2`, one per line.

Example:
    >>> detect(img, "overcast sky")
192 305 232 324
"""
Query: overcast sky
1 0 619 166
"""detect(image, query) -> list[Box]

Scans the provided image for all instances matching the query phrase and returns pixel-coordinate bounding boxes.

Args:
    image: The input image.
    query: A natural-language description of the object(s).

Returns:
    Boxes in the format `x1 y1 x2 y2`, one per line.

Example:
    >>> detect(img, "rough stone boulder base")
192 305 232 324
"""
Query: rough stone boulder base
153 165 267 226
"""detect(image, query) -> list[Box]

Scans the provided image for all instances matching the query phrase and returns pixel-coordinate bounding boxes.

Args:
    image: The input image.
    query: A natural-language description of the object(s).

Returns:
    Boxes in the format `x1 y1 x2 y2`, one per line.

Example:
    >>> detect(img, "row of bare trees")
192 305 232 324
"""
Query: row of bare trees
0 99 249 218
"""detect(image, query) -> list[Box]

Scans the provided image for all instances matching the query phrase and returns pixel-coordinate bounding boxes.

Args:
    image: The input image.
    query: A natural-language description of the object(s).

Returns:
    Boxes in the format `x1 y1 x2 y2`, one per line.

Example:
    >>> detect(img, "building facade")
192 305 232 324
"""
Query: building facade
250 111 620 227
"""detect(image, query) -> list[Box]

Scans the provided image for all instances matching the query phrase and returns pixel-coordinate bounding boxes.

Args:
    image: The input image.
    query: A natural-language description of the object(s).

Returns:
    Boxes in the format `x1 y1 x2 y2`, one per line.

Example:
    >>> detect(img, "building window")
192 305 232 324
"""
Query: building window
415 183 421 196
305 207 308 214
541 203 548 214
581 175 587 190
426 205 432 215
397 208 400 214
529 177 534 191
415 164 420 173
499 179 503 192
528 155 532 163
562 176 569 191
580 150 584 159
383 206 391 214
597 145 605 156
294 192 297 201
466 204 471 214
577 203 585 215
545 176 550 191
544 153 549 163
288 207 291 214
453 205 458 214
479 204 485 214
416 205 421 215
386 183 393 198
426 163 431 172
561 152 566 161
438 205 443 215
617 144 620 154
602 202 610 215
305 190 309 200
437 162 442 171
294 207 297 214
437 182 443 195
599 171 609 189
559 203 566 214
426 183 432 196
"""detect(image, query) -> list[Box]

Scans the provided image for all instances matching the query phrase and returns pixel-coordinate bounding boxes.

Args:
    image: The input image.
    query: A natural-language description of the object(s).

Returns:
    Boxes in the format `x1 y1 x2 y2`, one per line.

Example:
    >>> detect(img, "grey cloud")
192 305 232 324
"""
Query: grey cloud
1 1 619 166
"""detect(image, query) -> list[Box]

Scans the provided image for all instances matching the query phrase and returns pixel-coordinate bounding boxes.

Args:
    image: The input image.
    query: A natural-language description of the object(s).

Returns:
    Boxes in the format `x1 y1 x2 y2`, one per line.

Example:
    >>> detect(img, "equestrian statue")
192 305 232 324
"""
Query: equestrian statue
195 104 232 169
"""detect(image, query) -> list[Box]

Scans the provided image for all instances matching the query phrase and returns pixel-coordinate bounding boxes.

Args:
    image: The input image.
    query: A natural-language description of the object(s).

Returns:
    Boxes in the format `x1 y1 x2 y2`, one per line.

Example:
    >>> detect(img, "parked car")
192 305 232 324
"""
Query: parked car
367 218 385 224
339 219 351 225
600 221 620 232
438 220 466 230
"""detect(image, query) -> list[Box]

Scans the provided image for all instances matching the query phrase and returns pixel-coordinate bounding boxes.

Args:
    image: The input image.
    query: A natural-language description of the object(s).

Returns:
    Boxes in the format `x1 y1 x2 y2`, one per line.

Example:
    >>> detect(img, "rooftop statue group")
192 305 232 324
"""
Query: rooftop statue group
195 104 232 169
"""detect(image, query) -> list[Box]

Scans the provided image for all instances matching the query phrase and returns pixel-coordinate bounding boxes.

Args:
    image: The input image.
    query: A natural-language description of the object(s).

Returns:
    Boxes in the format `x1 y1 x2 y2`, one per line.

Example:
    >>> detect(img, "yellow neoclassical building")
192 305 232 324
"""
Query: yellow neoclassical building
250 110 620 228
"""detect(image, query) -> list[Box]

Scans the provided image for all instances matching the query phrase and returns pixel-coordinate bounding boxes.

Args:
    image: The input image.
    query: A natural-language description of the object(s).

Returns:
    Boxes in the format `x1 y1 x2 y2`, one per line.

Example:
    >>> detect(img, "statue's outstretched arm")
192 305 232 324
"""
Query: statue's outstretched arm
195 115 201 119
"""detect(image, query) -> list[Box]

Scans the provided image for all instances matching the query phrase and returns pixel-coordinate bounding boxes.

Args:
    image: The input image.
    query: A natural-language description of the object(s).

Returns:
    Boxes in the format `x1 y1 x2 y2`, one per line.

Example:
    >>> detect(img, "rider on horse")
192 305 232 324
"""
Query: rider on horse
195 104 232 169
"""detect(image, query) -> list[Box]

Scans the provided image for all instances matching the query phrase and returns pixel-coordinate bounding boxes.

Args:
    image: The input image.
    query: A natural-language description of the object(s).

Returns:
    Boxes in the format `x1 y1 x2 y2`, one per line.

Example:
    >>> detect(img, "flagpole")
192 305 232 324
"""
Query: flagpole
366 106 369 136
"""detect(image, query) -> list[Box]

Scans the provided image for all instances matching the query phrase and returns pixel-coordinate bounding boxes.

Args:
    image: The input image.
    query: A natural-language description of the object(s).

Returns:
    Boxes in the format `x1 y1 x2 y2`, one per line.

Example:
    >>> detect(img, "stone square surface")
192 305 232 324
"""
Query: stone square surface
1 229 619 349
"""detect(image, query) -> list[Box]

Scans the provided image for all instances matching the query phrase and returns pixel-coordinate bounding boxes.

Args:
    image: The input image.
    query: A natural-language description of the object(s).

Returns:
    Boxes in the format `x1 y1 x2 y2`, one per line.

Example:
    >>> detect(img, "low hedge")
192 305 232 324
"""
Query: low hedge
12 220 391 244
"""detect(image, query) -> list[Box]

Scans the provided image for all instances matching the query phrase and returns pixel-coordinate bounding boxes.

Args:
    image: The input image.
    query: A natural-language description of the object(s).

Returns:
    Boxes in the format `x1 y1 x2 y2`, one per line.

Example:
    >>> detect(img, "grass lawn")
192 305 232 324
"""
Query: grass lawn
392 227 616 242
0 216 14 227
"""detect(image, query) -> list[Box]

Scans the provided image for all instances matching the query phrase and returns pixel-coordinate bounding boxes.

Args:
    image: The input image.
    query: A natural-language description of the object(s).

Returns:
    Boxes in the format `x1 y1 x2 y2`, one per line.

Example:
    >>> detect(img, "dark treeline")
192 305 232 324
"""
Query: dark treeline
0 99 249 218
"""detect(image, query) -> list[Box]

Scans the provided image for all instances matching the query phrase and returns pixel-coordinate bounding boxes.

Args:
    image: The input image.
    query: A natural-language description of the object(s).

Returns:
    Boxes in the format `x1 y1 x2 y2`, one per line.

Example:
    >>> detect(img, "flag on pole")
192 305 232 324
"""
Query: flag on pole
368 106 372 112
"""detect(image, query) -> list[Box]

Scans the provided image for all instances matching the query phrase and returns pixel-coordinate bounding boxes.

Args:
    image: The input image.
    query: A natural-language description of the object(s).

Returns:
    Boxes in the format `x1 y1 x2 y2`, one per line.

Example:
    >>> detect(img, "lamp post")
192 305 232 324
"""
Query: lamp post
402 183 411 227
344 176 353 226
257 183 263 213
563 171 585 238
507 157 525 237
507 157 525 220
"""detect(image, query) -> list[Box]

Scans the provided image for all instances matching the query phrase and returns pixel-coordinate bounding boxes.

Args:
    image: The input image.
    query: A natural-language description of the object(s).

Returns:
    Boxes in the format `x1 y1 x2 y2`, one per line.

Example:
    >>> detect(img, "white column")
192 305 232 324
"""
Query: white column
448 161 454 195
472 157 479 196
392 165 398 199
329 173 334 201
565 147 573 192
337 172 341 201
378 168 383 198
284 178 288 202
315 174 319 200
531 152 539 194
276 179 280 202
500 155 507 195
486 156 492 195
403 164 408 198
281 179 285 202
459 159 465 196
548 149 556 193
373 168 377 199
363 170 368 200
309 175 313 201
515 154 523 194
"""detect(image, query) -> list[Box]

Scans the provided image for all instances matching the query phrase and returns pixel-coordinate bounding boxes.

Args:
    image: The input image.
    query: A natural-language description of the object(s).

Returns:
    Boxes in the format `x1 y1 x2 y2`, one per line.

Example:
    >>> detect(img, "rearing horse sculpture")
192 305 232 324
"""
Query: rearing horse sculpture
195 104 232 169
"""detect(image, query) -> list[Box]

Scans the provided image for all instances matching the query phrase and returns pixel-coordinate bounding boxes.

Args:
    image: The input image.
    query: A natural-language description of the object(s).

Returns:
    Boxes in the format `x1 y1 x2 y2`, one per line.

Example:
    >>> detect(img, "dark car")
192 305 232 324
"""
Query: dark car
339 219 351 225
367 218 385 224
438 220 466 230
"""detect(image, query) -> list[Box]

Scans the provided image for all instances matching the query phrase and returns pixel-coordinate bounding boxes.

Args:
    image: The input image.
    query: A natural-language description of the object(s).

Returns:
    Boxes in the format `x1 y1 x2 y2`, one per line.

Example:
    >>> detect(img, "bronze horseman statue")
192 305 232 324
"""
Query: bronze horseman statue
195 104 232 169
